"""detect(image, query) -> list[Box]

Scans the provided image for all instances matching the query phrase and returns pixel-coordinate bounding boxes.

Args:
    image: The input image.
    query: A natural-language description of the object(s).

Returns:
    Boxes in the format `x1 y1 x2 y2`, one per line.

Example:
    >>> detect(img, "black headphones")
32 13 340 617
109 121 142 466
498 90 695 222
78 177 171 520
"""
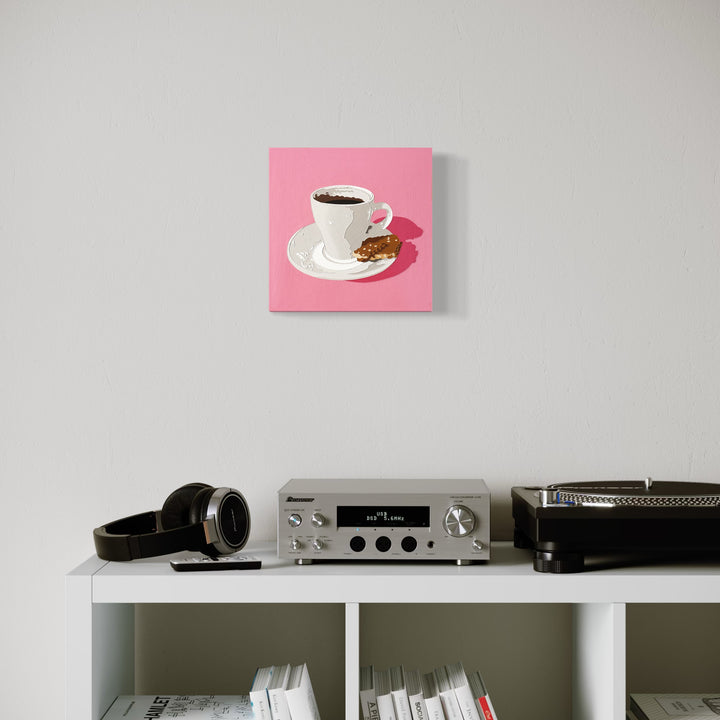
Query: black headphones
93 483 251 561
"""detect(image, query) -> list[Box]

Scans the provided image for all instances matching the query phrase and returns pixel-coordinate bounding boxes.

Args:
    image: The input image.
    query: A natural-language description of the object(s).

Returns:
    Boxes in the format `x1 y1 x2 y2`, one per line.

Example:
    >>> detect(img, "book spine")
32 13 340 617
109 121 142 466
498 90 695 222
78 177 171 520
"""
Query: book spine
392 689 413 720
424 696 445 720
453 684 482 720
377 693 398 720
408 692 428 720
476 694 498 720
285 675 321 720
439 689 463 720
360 689 379 720
268 687 291 720
250 690 272 720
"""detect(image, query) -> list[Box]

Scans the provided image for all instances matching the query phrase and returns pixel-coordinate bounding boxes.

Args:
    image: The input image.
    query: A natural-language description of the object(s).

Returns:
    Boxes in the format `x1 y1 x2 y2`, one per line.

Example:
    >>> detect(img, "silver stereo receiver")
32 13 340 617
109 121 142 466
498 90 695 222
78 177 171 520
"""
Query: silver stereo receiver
277 478 490 564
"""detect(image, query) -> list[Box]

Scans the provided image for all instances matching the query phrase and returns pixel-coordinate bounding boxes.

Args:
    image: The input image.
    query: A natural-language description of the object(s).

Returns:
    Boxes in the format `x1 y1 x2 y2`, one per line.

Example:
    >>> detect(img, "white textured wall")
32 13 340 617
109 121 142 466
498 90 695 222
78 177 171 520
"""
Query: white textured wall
2 1 719 716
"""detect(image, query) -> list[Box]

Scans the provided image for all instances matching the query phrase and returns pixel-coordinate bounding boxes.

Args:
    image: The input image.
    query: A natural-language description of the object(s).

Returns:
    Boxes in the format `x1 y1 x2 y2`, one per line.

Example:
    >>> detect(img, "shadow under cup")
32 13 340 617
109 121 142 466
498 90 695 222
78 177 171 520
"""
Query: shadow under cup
311 185 392 262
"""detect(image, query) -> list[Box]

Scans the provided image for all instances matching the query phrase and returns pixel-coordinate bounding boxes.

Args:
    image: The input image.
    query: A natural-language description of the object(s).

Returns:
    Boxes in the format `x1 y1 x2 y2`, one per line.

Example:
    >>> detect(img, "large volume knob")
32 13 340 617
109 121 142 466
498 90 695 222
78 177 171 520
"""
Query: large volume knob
443 505 476 537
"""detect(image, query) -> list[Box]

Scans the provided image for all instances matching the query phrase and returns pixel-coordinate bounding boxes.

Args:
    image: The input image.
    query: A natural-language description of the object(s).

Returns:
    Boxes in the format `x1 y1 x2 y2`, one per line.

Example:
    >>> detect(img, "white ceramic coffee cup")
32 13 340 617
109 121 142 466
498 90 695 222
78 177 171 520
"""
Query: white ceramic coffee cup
310 185 393 262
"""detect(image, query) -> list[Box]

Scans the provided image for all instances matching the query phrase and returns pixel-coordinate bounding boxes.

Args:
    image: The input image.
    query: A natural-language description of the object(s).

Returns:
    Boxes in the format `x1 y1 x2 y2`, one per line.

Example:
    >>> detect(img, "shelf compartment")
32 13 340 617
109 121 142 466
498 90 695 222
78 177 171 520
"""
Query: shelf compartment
359 603 574 720
626 603 720 696
134 603 346 720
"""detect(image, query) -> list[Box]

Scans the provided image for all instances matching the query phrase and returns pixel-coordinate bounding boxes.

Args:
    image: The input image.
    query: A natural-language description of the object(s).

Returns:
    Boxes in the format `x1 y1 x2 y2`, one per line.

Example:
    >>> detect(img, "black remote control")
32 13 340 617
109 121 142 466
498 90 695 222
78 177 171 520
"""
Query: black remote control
170 554 262 571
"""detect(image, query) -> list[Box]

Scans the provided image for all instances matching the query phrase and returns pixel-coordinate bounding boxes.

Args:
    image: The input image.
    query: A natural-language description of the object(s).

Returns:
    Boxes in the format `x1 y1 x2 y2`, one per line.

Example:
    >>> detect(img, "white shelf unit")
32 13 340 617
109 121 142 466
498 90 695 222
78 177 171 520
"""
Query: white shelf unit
66 542 720 720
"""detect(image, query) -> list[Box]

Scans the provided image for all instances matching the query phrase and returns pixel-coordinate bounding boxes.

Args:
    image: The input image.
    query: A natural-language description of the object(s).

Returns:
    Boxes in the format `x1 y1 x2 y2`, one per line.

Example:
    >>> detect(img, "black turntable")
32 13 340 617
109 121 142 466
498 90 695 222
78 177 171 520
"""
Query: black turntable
511 479 720 573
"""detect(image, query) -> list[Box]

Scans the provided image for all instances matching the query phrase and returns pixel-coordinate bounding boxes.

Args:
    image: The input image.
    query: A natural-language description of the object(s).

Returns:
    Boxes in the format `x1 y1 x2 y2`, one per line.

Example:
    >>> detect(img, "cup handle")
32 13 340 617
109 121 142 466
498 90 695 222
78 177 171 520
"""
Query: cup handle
369 202 393 232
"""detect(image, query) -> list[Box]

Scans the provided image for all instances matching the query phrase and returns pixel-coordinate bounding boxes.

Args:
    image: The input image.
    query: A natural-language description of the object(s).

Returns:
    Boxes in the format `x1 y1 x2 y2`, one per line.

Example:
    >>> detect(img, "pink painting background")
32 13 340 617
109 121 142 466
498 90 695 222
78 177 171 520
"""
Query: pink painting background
269 147 432 312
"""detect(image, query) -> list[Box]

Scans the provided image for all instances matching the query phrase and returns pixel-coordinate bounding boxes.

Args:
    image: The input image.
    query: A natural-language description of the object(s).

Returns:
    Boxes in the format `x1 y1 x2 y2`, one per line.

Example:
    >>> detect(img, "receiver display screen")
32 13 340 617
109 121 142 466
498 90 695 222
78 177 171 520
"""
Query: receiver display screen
337 506 430 528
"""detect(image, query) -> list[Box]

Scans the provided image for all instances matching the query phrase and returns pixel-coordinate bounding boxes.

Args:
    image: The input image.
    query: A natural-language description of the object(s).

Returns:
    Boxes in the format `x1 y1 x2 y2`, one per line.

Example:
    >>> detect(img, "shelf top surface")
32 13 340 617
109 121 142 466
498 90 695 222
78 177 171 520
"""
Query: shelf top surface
72 542 720 605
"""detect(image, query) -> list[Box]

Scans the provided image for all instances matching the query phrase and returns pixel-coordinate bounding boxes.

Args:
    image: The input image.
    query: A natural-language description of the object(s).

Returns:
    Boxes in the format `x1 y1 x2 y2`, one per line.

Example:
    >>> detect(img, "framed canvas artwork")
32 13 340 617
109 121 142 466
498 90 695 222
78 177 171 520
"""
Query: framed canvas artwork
269 147 432 312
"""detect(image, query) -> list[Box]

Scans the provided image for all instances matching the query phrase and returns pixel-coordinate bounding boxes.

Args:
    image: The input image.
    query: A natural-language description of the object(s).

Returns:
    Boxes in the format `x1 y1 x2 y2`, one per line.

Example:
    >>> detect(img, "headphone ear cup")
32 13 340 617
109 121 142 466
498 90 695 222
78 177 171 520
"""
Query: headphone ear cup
160 483 212 530
188 486 216 526
188 486 219 556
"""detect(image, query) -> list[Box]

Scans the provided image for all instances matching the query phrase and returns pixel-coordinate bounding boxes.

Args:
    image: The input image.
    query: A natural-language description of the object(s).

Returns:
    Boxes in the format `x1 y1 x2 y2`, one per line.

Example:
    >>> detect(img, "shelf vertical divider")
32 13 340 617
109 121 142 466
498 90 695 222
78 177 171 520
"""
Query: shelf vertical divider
346 602 360 720
572 602 626 720
66 557 101 720
67 557 135 720
93 602 135 716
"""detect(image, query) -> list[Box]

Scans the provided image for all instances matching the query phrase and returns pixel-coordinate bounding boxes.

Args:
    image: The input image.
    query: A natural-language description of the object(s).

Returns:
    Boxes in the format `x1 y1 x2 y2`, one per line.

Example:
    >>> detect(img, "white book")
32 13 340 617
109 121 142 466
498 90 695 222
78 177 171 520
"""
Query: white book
405 669 429 720
267 663 292 720
360 665 380 720
100 695 254 719
630 694 720 720
375 668 398 720
421 672 445 720
467 671 499 720
446 663 482 720
285 663 322 720
390 666 413 720
250 665 275 720
434 666 463 720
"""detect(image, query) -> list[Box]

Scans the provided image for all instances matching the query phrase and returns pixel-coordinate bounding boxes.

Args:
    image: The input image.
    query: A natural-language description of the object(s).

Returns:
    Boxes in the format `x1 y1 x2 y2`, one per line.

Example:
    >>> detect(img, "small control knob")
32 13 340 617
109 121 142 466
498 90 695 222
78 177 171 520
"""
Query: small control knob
290 539 301 550
443 505 476 537
311 538 324 551
472 539 484 552
288 514 302 527
311 513 326 528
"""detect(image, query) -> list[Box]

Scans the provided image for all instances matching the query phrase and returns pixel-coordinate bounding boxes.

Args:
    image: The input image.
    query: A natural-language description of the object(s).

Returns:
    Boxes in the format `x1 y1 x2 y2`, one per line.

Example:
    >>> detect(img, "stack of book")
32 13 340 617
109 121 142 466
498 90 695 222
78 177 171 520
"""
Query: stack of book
250 662 322 720
100 695 255 719
629 693 720 720
99 662 321 720
360 662 498 720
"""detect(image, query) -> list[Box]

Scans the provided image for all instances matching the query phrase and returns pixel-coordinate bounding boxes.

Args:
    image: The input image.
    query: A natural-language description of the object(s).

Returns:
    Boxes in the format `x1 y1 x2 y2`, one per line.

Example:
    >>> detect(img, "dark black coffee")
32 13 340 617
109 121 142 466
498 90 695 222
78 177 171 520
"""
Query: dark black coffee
314 193 364 205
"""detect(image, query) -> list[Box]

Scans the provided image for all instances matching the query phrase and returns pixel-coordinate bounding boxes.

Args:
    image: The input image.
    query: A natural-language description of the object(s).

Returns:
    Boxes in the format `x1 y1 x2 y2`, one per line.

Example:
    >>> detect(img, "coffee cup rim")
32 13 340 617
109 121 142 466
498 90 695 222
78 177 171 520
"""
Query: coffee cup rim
311 185 374 204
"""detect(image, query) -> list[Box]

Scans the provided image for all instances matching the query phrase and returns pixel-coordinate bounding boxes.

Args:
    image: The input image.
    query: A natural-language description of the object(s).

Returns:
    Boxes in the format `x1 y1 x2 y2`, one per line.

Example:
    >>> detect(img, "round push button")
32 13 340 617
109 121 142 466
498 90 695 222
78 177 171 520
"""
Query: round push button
350 536 366 553
375 536 392 552
401 536 418 553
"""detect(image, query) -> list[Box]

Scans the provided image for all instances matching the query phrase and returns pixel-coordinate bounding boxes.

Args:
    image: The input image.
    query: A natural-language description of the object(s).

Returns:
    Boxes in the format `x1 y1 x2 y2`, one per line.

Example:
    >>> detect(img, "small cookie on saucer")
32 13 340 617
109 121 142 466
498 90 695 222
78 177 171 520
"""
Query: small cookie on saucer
353 234 402 262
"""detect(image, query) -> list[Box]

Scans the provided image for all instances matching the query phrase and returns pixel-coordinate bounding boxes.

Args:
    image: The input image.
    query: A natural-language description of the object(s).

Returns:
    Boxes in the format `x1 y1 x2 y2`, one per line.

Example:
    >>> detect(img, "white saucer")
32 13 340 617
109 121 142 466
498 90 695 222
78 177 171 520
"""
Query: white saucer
287 223 397 281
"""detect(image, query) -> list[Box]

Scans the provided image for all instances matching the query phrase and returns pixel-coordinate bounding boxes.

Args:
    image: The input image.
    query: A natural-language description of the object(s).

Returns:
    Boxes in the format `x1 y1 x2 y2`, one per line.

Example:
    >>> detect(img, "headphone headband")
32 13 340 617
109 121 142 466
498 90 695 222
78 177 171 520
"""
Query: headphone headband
92 511 208 561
